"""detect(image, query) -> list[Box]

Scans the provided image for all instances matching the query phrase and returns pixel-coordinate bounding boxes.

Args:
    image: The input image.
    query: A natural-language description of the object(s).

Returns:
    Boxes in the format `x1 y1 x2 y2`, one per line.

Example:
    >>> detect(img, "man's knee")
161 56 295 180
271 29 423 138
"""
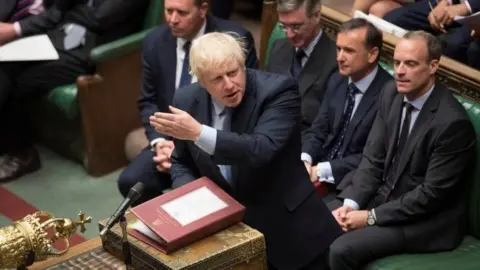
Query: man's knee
329 238 355 270
117 165 139 197
383 7 407 25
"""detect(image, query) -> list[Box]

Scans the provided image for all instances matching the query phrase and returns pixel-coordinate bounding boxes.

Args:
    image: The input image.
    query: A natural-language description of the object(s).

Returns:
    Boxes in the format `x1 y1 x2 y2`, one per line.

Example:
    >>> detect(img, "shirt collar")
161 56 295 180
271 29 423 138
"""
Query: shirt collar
177 19 207 48
403 84 435 111
212 99 226 116
348 65 379 94
296 29 322 58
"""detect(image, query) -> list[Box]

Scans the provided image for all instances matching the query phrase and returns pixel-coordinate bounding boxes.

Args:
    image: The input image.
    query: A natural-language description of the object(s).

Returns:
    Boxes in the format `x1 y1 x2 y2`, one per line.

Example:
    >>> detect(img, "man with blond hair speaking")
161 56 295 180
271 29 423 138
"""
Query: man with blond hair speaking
149 32 343 270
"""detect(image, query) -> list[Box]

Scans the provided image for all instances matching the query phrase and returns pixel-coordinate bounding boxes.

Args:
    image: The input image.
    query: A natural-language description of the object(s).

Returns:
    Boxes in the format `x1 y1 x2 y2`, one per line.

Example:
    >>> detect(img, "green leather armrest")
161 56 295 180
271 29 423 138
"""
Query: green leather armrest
89 28 155 63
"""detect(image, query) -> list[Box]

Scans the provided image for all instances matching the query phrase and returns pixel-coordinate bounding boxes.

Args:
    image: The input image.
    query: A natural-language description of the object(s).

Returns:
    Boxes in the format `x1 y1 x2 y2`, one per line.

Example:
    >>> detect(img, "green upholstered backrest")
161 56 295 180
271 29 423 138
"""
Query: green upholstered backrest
454 95 480 238
143 0 164 29
265 23 286 68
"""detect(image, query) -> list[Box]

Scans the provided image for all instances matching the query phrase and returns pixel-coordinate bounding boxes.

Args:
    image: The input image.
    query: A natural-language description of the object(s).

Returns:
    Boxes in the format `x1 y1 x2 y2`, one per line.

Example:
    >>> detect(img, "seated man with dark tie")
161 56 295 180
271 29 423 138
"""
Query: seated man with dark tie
149 32 342 270
327 30 476 270
301 18 393 198
0 0 149 181
117 0 258 205
265 0 338 130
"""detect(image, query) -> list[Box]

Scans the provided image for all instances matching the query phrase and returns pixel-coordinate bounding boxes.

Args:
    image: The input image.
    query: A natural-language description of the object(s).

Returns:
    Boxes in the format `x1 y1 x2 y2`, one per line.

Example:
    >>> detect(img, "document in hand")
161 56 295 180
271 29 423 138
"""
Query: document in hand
455 11 480 28
0 34 59 62
129 177 246 254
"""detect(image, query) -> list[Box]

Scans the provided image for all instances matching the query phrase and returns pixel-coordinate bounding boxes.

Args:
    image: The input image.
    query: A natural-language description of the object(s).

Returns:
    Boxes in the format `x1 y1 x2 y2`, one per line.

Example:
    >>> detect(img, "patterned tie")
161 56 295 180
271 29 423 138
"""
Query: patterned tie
291 48 305 79
179 41 192 88
327 83 359 160
215 109 233 185
9 0 35 22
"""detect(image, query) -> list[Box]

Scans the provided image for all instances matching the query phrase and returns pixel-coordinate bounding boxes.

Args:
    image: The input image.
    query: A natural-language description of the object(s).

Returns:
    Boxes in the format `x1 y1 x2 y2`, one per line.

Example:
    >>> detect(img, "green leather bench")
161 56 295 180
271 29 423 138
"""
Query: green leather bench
265 23 480 269
29 0 164 176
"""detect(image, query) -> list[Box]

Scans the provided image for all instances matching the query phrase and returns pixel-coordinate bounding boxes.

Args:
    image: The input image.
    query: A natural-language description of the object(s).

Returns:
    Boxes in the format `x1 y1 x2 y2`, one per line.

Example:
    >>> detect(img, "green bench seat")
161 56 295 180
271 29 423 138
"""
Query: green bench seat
266 22 480 269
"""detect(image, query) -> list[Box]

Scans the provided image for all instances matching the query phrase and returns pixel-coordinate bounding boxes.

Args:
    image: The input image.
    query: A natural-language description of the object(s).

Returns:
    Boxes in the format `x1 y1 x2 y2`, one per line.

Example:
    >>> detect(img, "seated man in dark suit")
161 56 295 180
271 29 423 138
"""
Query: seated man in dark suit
302 18 393 199
327 31 476 270
0 0 149 181
117 0 258 205
383 0 480 67
265 0 337 130
150 32 342 270
0 0 44 23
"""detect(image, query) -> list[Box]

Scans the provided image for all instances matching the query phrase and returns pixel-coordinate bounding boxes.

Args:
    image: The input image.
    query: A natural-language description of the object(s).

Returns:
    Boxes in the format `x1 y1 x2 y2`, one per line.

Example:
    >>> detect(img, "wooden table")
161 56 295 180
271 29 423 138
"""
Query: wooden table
30 237 103 270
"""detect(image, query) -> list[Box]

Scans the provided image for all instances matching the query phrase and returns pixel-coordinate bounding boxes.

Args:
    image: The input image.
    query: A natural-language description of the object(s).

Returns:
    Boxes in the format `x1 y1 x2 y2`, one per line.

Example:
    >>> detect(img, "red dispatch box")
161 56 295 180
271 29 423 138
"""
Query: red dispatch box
129 177 246 254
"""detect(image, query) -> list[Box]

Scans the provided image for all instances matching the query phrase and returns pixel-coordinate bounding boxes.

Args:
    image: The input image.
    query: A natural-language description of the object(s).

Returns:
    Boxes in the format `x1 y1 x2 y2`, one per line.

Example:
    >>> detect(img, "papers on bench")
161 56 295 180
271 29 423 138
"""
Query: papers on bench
353 10 408 38
0 34 59 62
454 11 480 28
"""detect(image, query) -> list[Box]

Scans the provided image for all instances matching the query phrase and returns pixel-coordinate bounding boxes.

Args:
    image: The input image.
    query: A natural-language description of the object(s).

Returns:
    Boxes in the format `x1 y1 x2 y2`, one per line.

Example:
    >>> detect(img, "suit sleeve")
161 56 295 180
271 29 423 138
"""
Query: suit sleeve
330 153 363 183
138 38 169 143
243 30 259 69
468 0 480 12
301 75 337 164
374 118 475 225
214 80 301 167
17 5 64 36
170 140 200 189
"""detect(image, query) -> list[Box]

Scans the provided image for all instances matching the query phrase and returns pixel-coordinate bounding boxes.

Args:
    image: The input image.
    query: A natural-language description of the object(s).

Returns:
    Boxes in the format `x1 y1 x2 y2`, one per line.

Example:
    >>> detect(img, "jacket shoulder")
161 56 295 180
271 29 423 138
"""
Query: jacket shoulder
143 24 171 50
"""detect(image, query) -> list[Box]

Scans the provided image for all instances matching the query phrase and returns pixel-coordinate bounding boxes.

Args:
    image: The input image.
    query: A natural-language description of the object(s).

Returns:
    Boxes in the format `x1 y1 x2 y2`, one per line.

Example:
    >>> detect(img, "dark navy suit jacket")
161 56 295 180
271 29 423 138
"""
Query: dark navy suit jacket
302 66 393 188
170 69 342 269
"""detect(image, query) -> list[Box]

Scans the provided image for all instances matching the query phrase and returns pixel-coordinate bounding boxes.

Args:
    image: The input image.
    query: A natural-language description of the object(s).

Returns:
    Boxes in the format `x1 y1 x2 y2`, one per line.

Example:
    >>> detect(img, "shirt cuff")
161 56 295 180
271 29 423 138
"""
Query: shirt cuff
150 138 165 148
343 199 360 210
194 125 217 155
316 162 334 184
464 0 473 14
301 153 313 164
13 22 22 36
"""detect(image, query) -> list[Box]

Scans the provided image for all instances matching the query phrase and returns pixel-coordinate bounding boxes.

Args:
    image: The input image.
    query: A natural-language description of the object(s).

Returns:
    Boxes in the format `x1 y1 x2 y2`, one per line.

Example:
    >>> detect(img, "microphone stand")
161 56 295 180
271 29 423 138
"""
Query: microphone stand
119 215 133 270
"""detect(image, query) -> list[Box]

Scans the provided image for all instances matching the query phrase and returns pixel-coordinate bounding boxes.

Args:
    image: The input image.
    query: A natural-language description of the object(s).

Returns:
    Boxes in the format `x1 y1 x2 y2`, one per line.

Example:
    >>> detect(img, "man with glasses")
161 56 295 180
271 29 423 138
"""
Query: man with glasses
265 0 337 131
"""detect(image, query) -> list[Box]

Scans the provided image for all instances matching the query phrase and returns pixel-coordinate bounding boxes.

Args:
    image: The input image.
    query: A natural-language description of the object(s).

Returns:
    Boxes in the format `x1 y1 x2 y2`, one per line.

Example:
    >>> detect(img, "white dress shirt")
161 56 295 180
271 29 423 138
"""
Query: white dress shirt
150 20 207 148
343 85 435 211
301 66 379 184
296 29 322 67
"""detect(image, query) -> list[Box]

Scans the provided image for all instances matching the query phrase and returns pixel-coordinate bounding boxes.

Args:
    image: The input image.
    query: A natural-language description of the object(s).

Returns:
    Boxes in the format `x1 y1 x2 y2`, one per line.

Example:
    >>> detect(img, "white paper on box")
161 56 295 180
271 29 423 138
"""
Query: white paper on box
160 187 228 226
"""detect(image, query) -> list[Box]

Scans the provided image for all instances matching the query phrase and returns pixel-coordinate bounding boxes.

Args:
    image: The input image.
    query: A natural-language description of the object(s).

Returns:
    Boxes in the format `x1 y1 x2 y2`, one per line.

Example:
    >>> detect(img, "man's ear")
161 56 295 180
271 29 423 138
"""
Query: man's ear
367 47 379 64
429 59 440 75
199 2 208 18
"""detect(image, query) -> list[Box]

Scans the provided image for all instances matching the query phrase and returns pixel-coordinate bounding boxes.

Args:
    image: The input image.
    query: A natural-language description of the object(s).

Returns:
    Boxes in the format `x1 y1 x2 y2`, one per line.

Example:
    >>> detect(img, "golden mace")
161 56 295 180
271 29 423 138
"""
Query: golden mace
0 210 92 269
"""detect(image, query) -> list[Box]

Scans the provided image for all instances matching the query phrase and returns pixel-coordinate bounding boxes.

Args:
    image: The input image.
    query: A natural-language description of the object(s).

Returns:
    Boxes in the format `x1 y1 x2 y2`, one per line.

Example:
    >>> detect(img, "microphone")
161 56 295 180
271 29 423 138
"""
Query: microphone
100 182 144 239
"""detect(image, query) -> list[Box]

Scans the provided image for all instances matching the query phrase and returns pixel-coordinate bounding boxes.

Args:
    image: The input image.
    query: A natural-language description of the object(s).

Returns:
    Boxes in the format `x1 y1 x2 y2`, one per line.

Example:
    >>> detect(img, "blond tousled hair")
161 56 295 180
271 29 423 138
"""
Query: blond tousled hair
189 32 246 78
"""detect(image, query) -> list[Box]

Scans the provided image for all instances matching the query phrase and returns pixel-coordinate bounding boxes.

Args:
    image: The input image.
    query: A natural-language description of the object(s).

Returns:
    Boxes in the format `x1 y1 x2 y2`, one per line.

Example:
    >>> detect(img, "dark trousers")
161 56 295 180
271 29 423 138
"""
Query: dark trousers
117 148 172 205
326 199 407 270
383 0 473 66
0 49 91 150
467 39 480 69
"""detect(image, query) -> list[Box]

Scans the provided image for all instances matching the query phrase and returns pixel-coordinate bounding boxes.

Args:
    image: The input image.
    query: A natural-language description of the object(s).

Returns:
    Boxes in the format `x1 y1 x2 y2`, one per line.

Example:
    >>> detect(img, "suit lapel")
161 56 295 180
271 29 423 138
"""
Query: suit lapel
331 79 349 137
298 34 329 96
162 34 177 103
230 74 257 186
394 86 440 180
385 95 404 173
341 69 386 148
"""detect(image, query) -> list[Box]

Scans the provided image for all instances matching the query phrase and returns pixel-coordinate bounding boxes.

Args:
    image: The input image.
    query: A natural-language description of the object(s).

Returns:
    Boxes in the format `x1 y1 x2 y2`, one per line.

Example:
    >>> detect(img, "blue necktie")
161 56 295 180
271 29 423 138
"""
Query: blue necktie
215 109 233 185
291 48 305 79
327 83 359 160
179 41 192 88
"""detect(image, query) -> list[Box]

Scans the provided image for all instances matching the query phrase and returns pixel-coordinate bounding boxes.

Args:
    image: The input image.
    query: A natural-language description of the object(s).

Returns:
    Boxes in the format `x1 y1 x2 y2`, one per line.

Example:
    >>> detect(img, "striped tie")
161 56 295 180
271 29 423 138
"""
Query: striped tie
9 0 35 23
